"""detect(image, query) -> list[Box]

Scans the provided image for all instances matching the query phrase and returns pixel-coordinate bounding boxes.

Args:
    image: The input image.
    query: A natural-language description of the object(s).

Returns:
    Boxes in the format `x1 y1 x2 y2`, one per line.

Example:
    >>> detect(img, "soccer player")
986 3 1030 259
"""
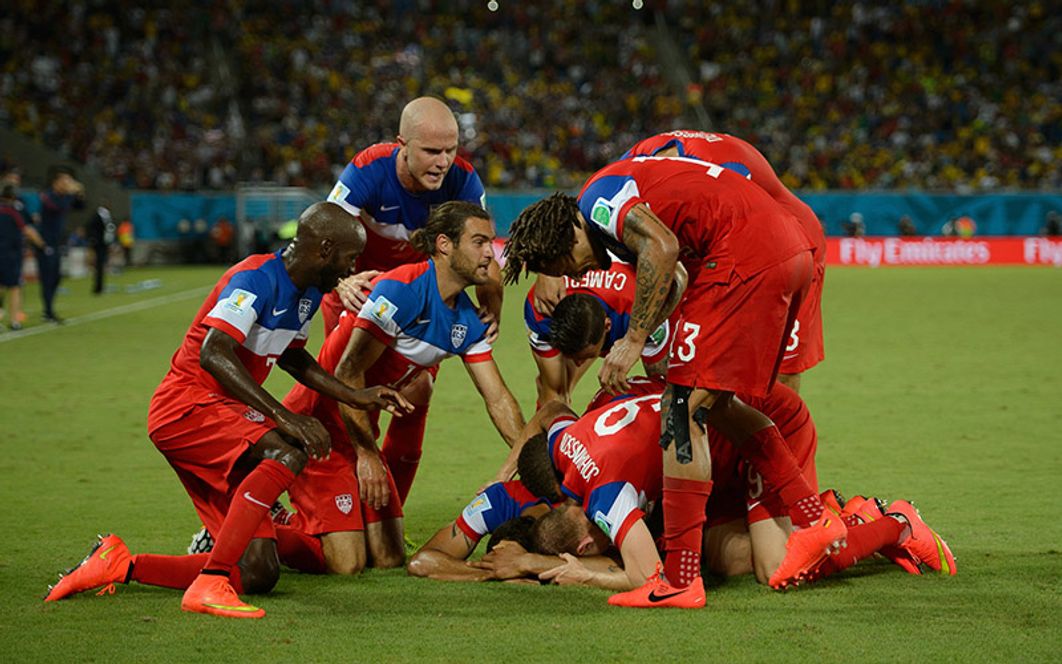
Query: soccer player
323 97 501 500
324 96 500 330
503 156 842 600
518 380 955 602
406 479 551 581
524 262 685 406
622 130 828 393
274 201 526 575
44 202 412 619
0 185 45 331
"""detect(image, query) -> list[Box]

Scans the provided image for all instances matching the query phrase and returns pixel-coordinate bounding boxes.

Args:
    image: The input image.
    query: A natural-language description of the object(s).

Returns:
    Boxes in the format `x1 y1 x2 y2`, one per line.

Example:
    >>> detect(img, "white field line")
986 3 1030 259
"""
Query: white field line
0 286 210 343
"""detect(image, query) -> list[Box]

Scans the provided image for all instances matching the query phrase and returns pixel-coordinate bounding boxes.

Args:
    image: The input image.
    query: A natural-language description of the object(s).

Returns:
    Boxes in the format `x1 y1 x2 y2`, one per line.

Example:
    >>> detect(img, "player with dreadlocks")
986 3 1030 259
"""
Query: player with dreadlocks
503 155 841 606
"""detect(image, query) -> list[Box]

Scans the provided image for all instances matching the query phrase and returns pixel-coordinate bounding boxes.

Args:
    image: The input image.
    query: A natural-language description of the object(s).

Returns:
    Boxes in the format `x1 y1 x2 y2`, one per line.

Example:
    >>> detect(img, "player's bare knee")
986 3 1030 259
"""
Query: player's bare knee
370 546 405 570
325 551 366 576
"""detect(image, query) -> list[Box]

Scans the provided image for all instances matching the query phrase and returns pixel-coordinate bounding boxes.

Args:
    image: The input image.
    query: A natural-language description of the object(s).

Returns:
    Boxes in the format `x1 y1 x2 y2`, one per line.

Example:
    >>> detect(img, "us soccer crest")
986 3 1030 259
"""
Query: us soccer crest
450 323 467 348
334 493 353 515
243 408 266 423
298 298 313 324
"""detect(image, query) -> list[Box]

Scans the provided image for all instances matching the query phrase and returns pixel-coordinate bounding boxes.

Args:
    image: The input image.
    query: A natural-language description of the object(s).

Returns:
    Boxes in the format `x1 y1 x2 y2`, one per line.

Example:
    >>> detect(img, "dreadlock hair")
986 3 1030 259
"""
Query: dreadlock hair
529 504 582 555
550 293 607 357
502 192 580 284
485 516 537 553
409 200 491 256
516 433 563 503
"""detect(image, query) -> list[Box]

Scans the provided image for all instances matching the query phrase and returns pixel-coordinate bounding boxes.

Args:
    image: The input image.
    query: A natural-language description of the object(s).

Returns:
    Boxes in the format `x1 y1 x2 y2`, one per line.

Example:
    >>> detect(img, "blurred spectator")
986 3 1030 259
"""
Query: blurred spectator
209 216 236 264
942 215 977 238
36 166 85 323
1 2 1058 192
1041 211 1061 237
897 214 918 237
86 200 115 294
117 218 135 266
0 185 45 331
843 212 865 237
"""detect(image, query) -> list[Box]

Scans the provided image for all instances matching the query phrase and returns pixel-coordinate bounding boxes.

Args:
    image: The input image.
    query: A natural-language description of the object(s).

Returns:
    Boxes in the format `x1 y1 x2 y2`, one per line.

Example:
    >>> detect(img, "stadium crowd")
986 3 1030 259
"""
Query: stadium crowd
3 1 1058 193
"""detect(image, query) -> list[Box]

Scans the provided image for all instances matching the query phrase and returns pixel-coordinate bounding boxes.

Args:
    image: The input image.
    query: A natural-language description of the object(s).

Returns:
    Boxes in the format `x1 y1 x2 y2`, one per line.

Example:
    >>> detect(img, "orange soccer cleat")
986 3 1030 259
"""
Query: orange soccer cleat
181 573 266 619
843 495 921 575
44 534 131 602
769 512 848 589
608 565 706 609
820 488 846 517
886 500 957 576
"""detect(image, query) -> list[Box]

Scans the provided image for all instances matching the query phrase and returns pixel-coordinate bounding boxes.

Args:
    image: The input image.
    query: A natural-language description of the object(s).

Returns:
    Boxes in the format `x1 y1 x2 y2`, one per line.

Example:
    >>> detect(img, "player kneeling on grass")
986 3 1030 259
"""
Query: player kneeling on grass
249 201 527 577
43 203 412 619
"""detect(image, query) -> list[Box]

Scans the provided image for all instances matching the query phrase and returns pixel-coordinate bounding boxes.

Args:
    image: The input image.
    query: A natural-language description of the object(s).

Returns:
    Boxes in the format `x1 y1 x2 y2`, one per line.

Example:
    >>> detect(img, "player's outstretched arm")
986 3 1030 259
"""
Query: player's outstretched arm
201 328 331 459
278 345 412 416
465 359 526 448
598 204 679 393
533 353 572 407
538 553 630 590
407 522 492 582
616 519 663 589
489 400 574 484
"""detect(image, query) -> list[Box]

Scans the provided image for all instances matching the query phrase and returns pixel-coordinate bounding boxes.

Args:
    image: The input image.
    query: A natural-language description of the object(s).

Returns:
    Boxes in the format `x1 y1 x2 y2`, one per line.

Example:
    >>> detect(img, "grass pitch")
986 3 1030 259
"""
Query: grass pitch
1 265 1060 662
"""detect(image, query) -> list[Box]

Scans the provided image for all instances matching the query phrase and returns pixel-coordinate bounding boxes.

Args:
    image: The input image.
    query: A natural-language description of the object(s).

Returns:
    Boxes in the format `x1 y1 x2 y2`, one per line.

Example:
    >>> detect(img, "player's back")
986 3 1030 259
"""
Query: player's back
625 131 825 259
579 157 811 279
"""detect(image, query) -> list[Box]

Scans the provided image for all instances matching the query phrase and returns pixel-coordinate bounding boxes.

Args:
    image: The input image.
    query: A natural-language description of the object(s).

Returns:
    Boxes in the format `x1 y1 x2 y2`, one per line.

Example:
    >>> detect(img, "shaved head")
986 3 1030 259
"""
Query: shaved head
296 201 365 248
399 96 458 139
287 201 366 292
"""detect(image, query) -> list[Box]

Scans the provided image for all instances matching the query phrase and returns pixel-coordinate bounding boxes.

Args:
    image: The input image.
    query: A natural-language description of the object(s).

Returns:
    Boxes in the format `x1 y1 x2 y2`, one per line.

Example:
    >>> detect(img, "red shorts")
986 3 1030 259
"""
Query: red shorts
287 444 403 536
780 259 825 375
704 415 819 527
668 250 812 398
149 398 278 540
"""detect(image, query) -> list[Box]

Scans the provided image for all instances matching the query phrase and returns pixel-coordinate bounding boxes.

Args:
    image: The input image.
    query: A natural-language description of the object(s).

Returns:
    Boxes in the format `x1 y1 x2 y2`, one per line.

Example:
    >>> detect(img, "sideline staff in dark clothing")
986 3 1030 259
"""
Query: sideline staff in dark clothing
86 202 114 294
37 167 85 322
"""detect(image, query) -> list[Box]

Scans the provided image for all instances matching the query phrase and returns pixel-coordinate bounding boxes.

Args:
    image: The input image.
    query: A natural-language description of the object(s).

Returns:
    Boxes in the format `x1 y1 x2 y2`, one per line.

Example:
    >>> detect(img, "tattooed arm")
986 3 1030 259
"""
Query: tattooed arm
407 520 494 582
598 203 680 392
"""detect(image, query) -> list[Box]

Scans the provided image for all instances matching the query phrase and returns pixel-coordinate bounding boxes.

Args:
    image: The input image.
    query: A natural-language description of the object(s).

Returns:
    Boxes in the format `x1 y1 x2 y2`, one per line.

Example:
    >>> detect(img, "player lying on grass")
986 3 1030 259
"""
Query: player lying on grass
512 378 955 606
504 153 838 604
43 203 412 619
259 201 526 577
523 261 686 407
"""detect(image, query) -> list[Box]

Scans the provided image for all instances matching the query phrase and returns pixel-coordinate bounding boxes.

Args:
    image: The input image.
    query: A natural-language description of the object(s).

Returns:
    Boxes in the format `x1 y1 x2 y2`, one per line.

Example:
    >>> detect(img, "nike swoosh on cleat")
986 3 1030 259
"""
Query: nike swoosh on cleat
647 589 688 603
98 545 117 560
272 307 288 316
243 492 272 509
203 602 261 612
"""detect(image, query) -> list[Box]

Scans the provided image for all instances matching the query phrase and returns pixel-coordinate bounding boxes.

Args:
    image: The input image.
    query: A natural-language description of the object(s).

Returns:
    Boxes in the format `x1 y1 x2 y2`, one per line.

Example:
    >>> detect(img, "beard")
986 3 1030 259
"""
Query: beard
451 251 490 286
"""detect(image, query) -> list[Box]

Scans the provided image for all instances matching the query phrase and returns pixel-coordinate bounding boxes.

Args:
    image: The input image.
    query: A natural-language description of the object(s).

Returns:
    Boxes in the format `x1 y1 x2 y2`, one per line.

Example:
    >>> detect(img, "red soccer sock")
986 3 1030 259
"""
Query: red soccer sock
814 516 905 577
275 525 328 574
662 477 713 588
381 402 429 505
204 459 295 576
741 425 822 527
129 553 244 593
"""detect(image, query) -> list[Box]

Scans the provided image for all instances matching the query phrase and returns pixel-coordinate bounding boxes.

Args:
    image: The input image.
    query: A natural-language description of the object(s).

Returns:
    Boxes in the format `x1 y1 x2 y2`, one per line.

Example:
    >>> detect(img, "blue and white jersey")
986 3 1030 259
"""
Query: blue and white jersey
326 143 486 272
354 260 493 368
455 481 547 542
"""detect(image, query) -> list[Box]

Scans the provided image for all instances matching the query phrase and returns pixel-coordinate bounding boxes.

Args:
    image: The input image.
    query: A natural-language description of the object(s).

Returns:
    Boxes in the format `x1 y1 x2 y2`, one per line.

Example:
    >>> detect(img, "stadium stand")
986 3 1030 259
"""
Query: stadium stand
2 2 1059 192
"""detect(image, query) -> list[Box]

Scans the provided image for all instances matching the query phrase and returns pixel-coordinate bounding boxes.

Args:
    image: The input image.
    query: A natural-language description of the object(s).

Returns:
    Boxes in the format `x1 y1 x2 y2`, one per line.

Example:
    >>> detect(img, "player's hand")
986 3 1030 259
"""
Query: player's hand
276 411 332 460
476 306 499 346
356 449 390 510
335 271 379 314
597 335 642 394
347 386 414 416
532 274 566 316
470 540 528 579
538 553 592 586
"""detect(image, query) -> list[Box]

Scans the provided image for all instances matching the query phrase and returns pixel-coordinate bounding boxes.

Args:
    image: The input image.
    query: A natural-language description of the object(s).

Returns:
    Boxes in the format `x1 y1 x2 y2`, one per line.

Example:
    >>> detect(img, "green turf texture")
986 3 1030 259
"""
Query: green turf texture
1 265 1060 662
